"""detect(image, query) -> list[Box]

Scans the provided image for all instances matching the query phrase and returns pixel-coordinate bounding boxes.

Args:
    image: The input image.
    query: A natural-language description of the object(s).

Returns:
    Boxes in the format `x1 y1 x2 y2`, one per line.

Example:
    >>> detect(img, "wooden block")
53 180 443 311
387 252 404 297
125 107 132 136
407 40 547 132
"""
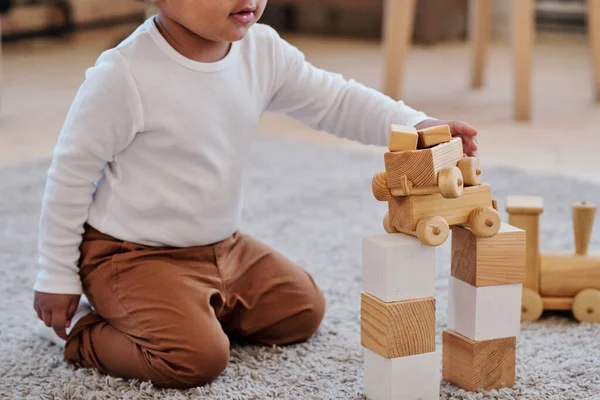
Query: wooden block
364 348 440 400
389 184 493 232
388 125 418 152
540 252 600 297
447 277 521 341
384 138 463 191
442 330 516 391
361 293 435 359
542 296 573 311
363 234 436 302
506 196 543 292
451 223 526 287
417 124 452 148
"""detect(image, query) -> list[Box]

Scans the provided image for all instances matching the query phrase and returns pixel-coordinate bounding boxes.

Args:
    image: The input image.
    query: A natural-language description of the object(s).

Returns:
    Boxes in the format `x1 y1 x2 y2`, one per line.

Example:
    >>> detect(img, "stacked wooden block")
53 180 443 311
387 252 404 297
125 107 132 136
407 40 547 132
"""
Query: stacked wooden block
362 233 440 400
443 223 526 391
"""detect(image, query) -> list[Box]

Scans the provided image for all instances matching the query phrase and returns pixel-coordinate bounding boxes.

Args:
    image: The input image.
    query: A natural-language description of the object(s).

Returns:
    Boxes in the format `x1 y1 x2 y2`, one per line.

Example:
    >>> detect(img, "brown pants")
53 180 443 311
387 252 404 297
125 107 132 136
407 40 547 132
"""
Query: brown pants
65 226 326 389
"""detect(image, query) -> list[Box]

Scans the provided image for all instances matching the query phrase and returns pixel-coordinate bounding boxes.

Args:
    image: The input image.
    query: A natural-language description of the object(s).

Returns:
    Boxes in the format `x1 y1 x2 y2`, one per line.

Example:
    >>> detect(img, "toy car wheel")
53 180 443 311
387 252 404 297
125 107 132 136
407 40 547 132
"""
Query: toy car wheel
438 167 464 199
572 289 600 322
383 211 398 234
416 216 449 246
521 288 544 322
468 206 501 237
457 157 482 186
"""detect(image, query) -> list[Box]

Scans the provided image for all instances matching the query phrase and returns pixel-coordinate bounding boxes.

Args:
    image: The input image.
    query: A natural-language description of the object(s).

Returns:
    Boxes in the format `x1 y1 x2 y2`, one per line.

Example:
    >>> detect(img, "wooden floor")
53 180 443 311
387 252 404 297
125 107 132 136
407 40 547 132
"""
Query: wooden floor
2 25 600 183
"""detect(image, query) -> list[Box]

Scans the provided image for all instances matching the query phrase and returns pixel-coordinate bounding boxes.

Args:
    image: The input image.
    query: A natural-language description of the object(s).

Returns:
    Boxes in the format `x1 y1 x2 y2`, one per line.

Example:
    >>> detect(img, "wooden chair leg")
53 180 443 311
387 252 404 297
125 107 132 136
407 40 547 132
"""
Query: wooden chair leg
470 0 492 89
382 0 417 100
587 0 600 103
512 0 535 121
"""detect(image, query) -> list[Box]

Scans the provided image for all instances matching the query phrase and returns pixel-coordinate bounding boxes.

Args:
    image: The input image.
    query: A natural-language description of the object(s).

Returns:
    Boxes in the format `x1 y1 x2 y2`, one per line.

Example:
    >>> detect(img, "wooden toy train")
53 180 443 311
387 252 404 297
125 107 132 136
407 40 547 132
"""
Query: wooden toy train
372 124 501 246
507 197 600 322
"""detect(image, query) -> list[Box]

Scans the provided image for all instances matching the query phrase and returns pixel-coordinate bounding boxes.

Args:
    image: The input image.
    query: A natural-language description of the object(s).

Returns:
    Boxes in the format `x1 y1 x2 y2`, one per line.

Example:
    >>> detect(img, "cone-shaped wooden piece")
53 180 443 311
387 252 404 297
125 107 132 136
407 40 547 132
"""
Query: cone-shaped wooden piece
573 202 597 255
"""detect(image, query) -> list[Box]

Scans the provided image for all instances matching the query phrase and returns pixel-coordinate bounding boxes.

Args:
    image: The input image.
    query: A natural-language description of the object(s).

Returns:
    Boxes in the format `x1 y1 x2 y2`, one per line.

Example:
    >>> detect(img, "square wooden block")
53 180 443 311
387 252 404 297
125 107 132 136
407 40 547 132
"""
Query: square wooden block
363 234 436 302
447 277 522 341
451 223 526 287
364 348 440 400
388 124 418 152
442 330 516 391
417 124 452 148
361 293 435 359
384 138 463 191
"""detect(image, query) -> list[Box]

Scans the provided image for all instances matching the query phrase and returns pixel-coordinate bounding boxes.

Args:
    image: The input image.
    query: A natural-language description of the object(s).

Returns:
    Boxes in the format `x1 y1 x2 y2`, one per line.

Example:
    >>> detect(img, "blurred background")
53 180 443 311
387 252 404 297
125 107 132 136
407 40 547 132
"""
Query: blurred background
0 0 599 182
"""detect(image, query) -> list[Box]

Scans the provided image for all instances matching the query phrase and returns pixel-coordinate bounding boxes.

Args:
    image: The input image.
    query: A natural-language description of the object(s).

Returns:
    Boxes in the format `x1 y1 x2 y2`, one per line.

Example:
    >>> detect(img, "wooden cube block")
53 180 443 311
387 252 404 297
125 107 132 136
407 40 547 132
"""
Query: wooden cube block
364 348 440 400
388 125 419 152
447 277 522 341
417 124 452 148
363 234 436 302
389 184 493 232
361 293 435 359
384 138 463 191
442 330 516 391
451 223 526 287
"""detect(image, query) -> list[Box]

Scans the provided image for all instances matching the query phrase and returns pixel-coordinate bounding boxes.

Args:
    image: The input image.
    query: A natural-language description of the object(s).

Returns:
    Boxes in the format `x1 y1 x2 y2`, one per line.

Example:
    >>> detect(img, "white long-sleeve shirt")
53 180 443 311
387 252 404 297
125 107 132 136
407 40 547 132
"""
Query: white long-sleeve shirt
35 18 429 295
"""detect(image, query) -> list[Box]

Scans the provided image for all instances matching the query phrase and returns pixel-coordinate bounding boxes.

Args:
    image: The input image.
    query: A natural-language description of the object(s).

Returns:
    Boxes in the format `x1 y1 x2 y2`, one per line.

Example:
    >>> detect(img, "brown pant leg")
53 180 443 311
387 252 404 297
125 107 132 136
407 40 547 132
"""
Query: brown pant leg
65 227 230 389
218 233 326 345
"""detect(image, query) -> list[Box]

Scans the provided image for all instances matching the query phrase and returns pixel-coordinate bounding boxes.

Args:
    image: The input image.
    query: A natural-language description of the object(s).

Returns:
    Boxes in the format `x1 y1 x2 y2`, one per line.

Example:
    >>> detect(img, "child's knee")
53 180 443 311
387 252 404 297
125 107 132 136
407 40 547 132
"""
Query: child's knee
153 335 230 389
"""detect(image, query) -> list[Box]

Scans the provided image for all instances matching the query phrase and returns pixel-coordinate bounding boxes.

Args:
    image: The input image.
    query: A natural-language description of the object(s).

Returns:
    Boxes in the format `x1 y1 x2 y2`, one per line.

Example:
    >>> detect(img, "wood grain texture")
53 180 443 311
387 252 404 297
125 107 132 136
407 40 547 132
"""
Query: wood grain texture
457 157 482 186
372 172 393 201
389 184 493 231
507 198 542 292
384 138 463 190
451 224 526 287
542 296 573 311
361 293 436 359
540 253 600 297
572 202 597 255
417 124 452 148
388 125 419 152
442 330 516 392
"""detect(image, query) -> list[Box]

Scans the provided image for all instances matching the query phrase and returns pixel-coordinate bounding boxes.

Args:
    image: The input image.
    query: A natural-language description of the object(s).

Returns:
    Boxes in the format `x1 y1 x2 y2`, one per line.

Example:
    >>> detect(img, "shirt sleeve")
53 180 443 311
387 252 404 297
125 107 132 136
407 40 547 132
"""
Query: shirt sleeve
34 51 143 295
264 28 429 147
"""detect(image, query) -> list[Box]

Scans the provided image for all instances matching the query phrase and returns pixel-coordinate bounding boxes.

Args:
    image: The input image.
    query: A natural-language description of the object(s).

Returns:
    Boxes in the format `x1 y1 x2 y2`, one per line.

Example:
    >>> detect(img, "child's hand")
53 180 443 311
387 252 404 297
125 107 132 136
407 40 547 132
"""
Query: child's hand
34 291 81 340
415 119 478 157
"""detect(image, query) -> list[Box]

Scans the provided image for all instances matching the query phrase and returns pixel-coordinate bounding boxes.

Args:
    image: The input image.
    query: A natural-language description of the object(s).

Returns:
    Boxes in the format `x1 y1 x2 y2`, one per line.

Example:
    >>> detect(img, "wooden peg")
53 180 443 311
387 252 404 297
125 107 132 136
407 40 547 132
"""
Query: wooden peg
372 172 393 201
417 124 452 148
572 201 597 256
457 157 482 186
388 124 418 152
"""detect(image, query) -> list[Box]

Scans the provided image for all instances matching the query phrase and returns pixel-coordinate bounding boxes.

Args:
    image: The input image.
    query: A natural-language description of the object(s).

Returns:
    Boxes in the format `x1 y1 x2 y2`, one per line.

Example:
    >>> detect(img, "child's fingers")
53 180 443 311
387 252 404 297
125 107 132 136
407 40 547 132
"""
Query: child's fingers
452 121 478 137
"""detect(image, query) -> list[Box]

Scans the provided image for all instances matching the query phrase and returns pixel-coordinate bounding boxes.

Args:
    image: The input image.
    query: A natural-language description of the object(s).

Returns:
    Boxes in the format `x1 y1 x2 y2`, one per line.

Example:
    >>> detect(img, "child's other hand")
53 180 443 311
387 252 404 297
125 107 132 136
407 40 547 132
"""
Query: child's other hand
415 119 478 157
34 291 81 340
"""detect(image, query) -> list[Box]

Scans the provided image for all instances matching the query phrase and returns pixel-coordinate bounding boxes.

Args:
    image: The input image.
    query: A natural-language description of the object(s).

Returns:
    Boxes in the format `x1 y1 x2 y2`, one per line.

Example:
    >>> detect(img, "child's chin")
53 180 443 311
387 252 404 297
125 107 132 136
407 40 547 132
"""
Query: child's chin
225 26 252 42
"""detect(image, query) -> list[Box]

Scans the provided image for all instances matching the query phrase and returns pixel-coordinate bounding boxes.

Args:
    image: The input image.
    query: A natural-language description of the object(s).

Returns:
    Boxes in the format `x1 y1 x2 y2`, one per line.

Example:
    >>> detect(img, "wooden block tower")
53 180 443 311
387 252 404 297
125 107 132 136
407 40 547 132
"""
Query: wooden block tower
366 124 525 398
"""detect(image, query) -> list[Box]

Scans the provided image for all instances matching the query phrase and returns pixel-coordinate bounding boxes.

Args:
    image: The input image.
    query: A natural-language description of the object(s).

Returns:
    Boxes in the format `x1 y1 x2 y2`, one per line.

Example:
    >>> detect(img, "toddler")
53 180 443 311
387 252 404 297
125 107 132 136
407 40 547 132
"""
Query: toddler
34 0 478 389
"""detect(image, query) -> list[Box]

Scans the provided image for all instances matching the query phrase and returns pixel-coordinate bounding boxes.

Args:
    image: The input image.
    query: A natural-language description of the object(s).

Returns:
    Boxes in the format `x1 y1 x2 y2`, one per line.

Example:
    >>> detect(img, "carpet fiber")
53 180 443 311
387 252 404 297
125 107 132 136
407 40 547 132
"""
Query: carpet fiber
1 137 600 400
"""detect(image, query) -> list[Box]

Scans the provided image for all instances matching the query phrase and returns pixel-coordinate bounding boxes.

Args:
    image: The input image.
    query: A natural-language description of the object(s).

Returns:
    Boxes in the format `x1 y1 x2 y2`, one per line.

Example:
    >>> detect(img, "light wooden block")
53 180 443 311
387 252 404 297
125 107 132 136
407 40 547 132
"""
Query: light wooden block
384 138 463 191
442 330 516 391
361 293 435 359
540 252 600 297
388 125 419 152
447 277 522 341
363 234 436 302
417 124 452 148
364 348 440 400
389 184 493 232
451 223 526 287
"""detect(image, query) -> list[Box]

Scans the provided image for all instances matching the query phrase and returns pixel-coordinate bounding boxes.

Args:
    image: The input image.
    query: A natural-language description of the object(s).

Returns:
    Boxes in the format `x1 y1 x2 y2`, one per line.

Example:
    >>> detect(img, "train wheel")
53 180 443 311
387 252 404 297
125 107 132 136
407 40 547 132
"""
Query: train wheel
416 216 449 246
521 288 544 322
457 157 482 186
572 289 600 322
468 206 501 237
383 211 398 234
438 167 464 199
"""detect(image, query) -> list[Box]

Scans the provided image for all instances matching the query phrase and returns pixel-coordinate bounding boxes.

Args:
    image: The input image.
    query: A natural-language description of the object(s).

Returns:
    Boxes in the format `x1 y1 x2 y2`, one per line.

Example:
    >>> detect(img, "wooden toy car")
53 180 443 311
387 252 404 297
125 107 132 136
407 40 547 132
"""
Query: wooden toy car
507 197 600 322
